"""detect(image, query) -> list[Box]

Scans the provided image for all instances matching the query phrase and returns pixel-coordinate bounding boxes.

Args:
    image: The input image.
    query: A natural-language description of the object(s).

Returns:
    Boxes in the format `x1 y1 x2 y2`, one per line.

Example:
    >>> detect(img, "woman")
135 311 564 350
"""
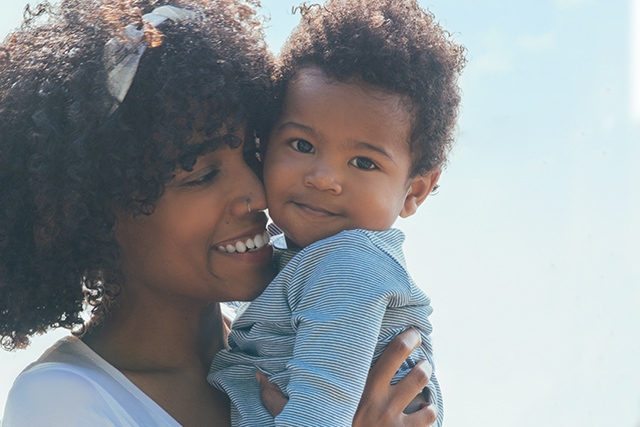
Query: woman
0 0 437 425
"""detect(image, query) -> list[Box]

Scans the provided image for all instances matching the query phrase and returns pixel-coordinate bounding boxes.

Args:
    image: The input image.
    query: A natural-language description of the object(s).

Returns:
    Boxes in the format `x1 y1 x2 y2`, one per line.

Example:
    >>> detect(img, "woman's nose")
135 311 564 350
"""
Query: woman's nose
231 162 267 217
304 162 342 195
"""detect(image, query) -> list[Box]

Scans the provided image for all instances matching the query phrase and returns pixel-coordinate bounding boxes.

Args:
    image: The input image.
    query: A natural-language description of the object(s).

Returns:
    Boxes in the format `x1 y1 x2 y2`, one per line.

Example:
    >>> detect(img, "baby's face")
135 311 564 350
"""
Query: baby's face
263 67 438 248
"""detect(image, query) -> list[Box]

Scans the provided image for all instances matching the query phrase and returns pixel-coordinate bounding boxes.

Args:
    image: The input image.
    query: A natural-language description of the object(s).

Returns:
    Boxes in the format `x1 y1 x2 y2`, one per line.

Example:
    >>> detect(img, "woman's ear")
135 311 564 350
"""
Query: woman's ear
400 168 441 218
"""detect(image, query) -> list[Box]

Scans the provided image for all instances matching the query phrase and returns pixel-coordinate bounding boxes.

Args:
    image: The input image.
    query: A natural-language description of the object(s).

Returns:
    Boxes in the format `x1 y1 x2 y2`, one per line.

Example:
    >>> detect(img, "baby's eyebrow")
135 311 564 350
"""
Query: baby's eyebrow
352 141 395 162
274 121 314 135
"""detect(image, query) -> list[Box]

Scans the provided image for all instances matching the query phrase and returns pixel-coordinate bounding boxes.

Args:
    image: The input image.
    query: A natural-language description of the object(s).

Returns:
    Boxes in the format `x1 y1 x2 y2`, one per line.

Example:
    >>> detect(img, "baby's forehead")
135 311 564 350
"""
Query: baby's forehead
283 68 415 137
290 67 412 104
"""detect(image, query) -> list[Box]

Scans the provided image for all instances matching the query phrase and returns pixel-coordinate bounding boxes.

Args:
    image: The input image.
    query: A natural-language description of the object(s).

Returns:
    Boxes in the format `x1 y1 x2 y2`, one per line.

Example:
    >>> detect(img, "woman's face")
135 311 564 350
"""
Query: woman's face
115 131 275 305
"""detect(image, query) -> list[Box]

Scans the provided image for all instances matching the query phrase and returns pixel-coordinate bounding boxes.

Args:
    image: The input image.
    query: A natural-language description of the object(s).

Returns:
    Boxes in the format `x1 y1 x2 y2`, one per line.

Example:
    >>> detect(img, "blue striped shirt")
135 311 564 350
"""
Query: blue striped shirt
208 228 442 427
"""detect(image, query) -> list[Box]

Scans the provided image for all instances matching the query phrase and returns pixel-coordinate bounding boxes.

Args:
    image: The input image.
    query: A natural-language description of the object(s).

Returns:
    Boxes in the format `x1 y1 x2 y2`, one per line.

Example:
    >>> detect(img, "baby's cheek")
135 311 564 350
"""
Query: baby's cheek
361 202 398 230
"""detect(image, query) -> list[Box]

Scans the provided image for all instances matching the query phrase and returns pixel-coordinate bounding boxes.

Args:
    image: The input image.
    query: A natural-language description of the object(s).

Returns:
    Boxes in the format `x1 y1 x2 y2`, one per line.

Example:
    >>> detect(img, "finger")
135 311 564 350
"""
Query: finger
368 328 422 389
392 359 432 410
403 403 438 427
256 371 288 417
403 394 428 414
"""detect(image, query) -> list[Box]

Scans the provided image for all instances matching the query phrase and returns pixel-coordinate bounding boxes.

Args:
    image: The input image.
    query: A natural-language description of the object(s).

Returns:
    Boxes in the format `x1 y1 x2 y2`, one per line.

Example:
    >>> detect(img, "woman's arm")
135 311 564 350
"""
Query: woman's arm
258 328 438 427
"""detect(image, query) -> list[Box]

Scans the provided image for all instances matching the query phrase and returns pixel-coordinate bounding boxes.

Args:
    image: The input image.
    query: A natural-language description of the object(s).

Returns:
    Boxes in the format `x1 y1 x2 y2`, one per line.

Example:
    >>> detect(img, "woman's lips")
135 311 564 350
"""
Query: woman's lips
216 231 271 253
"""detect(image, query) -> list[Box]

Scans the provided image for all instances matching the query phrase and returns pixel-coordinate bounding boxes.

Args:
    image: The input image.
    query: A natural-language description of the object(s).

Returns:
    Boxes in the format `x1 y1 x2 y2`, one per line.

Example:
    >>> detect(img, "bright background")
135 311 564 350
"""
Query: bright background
1 0 639 426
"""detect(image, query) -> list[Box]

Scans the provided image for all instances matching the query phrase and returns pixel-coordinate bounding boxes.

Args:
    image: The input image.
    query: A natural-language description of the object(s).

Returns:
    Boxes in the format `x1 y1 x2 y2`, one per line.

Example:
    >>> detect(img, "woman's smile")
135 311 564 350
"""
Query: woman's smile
115 142 276 304
215 230 271 253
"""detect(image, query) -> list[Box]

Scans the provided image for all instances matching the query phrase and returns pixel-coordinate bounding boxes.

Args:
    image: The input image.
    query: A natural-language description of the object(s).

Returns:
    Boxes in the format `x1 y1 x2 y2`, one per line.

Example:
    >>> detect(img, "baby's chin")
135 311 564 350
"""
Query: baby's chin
284 228 348 249
284 232 322 249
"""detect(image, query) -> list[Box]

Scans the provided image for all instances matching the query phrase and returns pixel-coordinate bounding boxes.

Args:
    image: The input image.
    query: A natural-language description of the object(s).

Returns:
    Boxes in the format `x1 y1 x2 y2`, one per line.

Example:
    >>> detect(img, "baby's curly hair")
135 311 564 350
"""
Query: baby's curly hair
272 0 466 176
0 0 271 350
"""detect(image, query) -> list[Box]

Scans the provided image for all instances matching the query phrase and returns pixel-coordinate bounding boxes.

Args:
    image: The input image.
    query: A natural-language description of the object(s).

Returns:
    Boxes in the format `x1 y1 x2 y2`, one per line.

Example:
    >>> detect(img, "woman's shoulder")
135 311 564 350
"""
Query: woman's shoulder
7 358 105 402
3 356 118 426
3 336 181 427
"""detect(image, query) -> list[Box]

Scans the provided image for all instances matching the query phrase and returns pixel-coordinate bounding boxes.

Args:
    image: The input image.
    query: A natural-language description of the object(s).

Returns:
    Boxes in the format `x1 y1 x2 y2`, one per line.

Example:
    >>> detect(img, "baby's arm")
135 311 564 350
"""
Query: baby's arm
259 328 439 427
275 248 408 427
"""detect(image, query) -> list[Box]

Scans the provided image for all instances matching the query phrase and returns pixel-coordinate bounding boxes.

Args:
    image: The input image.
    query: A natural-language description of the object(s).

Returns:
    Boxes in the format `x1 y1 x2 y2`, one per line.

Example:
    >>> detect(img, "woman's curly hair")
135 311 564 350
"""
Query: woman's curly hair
272 0 466 176
0 0 271 350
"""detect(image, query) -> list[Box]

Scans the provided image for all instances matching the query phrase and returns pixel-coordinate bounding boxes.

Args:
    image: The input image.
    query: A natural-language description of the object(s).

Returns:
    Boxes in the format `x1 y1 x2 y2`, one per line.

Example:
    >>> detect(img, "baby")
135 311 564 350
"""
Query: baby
209 1 466 426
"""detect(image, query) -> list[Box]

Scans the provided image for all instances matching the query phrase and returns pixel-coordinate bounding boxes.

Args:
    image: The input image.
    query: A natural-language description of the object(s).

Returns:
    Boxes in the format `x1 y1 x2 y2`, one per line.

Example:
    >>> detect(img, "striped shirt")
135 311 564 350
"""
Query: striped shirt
208 228 442 427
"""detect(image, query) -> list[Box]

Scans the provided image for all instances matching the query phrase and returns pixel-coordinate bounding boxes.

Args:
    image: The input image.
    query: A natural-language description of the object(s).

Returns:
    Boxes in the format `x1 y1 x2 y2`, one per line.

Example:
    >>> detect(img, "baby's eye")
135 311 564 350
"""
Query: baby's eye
349 157 377 170
290 139 315 154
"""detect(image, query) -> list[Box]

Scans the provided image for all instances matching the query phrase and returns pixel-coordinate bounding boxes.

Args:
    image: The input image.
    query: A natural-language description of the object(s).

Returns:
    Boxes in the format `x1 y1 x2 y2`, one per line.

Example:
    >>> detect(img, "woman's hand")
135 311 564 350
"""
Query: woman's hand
353 328 437 427
256 371 288 416
258 328 437 426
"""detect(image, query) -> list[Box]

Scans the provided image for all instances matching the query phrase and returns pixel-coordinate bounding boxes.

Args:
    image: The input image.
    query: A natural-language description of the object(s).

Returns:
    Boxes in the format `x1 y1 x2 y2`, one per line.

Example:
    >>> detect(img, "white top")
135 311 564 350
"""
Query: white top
3 336 181 427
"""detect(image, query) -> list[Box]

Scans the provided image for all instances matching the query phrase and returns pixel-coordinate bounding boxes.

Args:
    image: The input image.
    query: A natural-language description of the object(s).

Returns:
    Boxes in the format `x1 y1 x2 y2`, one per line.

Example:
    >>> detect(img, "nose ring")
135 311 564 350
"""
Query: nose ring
246 199 251 213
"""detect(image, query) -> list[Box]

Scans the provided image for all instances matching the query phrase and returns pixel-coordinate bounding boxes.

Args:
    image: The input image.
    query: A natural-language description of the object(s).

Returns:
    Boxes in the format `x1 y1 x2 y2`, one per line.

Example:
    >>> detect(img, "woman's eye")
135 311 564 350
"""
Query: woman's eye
290 139 314 154
350 157 377 170
185 169 219 187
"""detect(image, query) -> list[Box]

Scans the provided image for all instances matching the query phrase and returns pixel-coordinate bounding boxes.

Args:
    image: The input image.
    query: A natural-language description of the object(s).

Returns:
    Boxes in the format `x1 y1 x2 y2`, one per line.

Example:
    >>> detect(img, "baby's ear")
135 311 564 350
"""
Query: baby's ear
400 168 441 218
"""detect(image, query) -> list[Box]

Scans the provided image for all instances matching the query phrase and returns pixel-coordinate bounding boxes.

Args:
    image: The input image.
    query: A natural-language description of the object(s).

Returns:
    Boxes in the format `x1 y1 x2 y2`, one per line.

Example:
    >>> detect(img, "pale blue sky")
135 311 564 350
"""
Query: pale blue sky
1 1 639 426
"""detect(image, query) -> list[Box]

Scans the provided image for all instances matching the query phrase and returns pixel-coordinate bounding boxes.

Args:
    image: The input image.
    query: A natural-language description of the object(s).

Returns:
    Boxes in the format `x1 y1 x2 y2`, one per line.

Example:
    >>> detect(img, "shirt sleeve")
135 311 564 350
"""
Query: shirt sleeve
275 243 411 427
3 366 125 427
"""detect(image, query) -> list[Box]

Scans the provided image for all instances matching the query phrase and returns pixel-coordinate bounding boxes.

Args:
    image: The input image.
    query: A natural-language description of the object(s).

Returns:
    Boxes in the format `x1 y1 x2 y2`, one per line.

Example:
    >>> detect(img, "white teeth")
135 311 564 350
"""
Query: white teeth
217 231 270 253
